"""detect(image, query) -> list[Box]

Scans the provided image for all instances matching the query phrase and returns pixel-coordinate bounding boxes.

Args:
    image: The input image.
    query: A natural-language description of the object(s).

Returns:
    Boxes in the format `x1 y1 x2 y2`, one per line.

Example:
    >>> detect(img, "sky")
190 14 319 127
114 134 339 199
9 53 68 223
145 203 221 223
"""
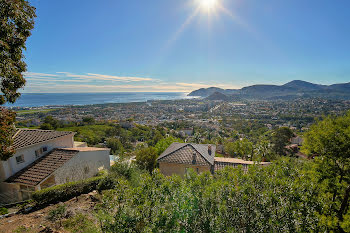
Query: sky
24 0 350 93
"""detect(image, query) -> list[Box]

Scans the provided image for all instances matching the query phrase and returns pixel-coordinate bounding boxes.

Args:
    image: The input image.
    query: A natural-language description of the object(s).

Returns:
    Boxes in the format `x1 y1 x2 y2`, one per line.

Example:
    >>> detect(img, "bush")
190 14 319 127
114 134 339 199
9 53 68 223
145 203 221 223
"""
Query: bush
109 160 136 179
47 204 67 222
33 176 104 206
109 160 146 187
0 207 8 215
96 159 328 232
96 175 118 191
63 213 99 233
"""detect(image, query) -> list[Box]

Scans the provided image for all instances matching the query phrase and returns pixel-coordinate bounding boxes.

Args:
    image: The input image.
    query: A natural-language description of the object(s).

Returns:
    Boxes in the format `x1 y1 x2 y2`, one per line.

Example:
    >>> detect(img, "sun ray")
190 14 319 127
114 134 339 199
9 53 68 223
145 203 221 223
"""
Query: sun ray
216 3 258 37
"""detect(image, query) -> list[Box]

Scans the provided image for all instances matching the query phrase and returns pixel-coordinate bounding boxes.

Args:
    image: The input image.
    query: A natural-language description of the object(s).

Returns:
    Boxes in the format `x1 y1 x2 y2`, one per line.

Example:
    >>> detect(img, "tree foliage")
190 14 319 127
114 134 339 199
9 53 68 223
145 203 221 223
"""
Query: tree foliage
0 0 36 105
0 0 36 159
0 107 16 160
271 127 294 155
224 138 253 159
135 147 158 173
40 115 60 130
303 111 350 231
96 159 329 232
154 136 183 155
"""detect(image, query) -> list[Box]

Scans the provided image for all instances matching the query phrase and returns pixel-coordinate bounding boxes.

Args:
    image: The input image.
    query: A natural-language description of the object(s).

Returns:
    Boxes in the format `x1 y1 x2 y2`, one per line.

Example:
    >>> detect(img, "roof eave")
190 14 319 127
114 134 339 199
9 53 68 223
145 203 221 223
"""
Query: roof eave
14 132 76 151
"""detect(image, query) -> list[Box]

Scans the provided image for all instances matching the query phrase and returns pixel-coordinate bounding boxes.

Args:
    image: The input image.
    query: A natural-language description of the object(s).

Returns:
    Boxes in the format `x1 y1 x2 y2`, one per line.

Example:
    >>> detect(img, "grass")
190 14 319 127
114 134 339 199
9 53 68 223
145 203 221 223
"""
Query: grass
16 109 55 115
63 213 99 233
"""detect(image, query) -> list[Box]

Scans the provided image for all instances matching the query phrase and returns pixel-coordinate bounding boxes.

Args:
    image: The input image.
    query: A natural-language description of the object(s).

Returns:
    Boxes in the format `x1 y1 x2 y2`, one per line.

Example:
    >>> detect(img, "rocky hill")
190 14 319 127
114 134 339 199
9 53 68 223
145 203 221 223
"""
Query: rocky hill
188 80 350 100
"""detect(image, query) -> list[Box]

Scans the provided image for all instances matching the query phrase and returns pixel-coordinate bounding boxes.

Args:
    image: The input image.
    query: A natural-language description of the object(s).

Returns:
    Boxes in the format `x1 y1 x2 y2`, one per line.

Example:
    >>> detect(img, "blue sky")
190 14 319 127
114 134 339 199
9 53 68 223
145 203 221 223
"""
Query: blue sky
24 0 350 92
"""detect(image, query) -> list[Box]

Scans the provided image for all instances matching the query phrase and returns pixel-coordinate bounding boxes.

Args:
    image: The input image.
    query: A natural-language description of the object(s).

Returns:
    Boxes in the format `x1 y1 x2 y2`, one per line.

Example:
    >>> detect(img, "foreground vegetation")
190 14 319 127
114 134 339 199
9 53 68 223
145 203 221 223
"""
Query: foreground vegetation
25 158 348 233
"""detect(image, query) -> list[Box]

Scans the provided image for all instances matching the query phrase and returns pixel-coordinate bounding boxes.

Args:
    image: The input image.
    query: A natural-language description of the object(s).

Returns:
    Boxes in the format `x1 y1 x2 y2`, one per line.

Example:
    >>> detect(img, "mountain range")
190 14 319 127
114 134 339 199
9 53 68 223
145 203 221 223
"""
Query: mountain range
188 80 350 100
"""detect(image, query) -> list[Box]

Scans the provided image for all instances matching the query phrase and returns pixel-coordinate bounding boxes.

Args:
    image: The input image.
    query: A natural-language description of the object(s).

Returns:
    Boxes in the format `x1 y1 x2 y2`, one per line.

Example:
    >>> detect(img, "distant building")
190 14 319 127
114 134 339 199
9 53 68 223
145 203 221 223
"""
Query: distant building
157 143 270 177
120 121 135 129
180 128 193 136
0 129 110 204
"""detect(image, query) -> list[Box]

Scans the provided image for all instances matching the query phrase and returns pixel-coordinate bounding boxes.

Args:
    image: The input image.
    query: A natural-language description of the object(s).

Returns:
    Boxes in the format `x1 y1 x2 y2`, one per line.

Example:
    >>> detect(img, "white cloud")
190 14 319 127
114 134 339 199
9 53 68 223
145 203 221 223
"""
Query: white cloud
23 71 239 93
24 72 59 77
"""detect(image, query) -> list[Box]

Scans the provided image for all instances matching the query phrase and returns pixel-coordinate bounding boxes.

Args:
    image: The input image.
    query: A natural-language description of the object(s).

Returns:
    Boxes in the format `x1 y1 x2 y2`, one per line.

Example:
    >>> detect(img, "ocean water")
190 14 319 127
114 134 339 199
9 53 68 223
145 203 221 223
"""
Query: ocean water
5 92 193 107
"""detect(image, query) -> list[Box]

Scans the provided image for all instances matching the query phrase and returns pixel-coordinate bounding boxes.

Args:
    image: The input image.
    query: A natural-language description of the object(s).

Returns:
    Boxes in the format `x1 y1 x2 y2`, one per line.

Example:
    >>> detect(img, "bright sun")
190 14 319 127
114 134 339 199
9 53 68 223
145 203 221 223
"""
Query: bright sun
199 0 218 11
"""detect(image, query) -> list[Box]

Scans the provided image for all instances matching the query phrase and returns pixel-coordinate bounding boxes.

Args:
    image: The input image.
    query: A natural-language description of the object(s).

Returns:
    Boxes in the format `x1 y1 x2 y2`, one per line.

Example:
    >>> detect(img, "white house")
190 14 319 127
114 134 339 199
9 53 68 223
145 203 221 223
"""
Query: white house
0 129 110 203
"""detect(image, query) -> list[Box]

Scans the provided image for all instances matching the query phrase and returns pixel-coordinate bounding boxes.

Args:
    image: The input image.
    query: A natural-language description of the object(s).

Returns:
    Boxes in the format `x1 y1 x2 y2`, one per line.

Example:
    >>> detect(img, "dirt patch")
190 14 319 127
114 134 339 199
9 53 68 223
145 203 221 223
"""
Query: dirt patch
0 191 100 233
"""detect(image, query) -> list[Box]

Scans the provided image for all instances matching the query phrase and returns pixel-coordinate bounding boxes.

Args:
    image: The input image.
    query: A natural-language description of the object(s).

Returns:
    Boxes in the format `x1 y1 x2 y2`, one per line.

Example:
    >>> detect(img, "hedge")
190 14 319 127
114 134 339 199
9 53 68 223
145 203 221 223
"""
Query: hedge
32 176 105 206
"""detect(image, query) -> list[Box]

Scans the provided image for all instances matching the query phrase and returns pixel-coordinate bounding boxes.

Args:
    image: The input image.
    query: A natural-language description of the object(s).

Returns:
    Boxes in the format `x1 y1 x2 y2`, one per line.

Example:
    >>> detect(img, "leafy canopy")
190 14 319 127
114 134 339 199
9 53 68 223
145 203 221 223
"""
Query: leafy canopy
0 0 36 105
303 111 350 230
0 0 36 160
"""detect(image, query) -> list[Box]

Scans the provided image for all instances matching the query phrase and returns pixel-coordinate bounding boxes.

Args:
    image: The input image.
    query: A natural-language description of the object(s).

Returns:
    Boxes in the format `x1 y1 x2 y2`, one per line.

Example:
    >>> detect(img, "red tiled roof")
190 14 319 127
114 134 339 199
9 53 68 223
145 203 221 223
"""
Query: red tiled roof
157 143 216 165
13 129 74 150
6 149 78 186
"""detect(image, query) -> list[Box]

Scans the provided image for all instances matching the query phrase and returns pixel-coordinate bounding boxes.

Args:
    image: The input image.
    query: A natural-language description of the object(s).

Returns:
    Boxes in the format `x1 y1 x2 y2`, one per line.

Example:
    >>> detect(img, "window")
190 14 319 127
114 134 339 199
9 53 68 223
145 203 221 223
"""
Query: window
16 155 25 164
35 147 47 158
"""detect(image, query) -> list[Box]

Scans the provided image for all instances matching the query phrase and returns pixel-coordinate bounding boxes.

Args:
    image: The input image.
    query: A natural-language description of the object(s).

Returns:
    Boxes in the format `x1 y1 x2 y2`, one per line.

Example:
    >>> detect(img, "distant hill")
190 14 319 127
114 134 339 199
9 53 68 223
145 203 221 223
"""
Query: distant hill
205 92 229 101
282 80 325 91
188 80 350 100
188 87 237 97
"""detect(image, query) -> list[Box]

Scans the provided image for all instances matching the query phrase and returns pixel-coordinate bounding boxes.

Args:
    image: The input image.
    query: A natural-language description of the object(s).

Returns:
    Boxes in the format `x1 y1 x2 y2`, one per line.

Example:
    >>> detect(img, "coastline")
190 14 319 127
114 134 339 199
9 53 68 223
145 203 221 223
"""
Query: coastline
5 92 199 108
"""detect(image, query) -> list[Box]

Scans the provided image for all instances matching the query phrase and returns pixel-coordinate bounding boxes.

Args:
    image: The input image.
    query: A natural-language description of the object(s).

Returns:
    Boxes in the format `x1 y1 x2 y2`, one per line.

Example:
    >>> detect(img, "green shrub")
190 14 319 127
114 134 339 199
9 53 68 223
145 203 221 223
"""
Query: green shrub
63 213 99 233
96 159 328 232
47 204 67 222
110 160 134 179
96 175 118 191
0 207 8 215
32 176 104 206
13 225 31 233
109 161 146 187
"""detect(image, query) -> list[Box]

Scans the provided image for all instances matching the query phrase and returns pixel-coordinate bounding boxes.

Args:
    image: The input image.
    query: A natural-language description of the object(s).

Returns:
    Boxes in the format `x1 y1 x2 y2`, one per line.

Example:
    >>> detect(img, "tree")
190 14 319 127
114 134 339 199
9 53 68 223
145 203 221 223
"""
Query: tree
271 127 294 155
40 115 59 130
303 112 350 232
82 116 95 125
0 0 36 159
1 0 36 105
0 108 16 160
154 136 183 155
135 147 158 173
106 138 124 155
224 139 253 160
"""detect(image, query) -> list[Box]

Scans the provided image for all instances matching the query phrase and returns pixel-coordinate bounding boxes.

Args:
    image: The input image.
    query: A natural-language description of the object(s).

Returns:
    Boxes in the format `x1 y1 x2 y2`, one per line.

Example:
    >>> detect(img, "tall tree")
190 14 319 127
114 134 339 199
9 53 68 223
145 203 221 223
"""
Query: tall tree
303 111 350 232
0 0 36 160
271 127 294 155
1 0 36 104
135 147 158 173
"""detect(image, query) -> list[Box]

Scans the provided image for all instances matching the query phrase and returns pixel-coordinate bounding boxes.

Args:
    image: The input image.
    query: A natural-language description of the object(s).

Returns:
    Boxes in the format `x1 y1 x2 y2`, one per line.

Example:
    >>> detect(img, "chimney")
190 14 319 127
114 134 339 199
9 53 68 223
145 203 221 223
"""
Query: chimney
192 151 196 164
208 145 212 155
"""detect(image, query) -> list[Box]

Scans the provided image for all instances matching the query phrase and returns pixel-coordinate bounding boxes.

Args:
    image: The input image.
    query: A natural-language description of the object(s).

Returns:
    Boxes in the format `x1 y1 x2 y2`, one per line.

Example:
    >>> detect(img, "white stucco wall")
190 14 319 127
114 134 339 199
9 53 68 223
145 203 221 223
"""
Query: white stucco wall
0 134 74 181
52 149 110 185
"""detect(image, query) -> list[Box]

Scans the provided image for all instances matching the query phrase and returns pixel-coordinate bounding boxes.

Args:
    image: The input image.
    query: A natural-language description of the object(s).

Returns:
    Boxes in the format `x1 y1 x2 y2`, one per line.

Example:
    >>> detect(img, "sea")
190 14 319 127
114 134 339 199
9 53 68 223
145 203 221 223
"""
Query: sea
5 92 196 108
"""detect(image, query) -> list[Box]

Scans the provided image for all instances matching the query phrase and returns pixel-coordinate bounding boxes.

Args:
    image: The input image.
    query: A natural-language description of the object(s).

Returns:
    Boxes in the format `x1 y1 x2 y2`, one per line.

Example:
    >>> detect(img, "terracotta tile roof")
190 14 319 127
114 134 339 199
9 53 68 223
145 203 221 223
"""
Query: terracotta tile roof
63 147 110 152
214 157 271 172
157 143 216 165
13 129 74 150
6 149 78 186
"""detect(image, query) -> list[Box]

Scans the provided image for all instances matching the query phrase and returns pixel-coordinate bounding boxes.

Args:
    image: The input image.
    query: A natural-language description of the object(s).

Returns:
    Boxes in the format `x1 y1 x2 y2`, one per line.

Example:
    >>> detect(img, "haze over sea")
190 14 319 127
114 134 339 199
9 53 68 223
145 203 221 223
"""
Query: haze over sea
6 92 193 108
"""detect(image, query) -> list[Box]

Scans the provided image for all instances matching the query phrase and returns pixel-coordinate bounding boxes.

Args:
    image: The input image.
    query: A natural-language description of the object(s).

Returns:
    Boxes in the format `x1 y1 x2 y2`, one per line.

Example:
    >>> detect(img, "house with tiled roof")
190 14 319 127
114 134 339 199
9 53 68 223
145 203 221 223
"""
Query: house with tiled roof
0 129 110 204
157 143 270 177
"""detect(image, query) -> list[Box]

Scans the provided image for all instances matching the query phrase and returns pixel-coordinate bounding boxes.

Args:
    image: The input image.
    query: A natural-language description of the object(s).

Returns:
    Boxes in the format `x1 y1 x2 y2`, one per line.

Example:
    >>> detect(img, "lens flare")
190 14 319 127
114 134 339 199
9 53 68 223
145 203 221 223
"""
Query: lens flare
199 0 218 11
